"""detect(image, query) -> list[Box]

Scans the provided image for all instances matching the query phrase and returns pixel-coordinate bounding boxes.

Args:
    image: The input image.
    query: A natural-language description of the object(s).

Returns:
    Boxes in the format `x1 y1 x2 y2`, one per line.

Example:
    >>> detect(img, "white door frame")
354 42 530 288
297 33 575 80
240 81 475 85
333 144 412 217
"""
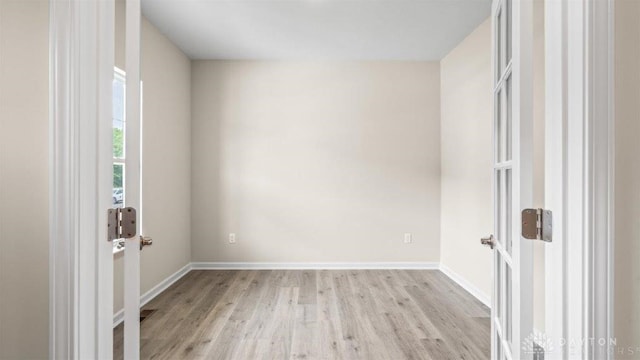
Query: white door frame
49 0 114 358
544 0 614 358
49 0 615 358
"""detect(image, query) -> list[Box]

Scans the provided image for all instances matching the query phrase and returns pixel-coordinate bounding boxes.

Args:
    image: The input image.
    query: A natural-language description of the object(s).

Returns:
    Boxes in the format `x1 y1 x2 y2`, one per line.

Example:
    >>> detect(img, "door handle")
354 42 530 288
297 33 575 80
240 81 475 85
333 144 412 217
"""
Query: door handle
140 236 153 250
480 235 495 249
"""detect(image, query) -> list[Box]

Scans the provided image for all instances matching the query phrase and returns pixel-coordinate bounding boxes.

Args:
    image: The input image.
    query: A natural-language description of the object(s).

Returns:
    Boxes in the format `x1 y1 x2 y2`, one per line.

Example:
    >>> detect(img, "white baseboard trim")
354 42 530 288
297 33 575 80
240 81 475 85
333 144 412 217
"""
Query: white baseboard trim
439 263 491 308
113 263 192 328
113 261 488 328
190 262 440 270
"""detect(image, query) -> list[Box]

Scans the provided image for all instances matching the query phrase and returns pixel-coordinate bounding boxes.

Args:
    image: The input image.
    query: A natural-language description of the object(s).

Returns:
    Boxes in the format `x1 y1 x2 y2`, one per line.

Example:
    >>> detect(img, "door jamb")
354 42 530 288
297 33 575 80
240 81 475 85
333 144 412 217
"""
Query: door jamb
544 0 614 358
49 0 114 358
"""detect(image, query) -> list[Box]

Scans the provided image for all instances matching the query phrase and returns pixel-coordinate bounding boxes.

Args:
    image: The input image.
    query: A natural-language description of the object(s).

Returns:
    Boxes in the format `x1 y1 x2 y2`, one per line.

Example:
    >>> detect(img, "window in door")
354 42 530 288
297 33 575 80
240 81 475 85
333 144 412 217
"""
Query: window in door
113 68 126 208
113 68 126 252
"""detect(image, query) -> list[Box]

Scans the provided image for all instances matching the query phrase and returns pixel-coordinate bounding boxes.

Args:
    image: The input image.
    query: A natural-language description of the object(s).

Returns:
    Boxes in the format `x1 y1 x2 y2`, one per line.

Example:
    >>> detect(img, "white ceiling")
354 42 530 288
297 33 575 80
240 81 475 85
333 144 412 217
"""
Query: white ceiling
141 0 491 61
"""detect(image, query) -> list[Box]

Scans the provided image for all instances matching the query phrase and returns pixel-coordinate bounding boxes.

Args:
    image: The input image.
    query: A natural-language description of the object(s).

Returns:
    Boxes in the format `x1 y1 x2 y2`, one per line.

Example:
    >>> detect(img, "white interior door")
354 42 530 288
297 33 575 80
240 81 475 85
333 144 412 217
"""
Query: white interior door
123 0 142 358
108 0 142 358
490 0 533 359
105 0 143 359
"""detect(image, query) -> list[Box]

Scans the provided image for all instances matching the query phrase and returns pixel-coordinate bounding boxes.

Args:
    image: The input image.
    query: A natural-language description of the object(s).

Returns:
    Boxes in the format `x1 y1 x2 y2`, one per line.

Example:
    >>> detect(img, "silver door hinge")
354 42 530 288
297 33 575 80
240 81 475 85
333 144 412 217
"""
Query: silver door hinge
522 208 552 242
107 207 137 241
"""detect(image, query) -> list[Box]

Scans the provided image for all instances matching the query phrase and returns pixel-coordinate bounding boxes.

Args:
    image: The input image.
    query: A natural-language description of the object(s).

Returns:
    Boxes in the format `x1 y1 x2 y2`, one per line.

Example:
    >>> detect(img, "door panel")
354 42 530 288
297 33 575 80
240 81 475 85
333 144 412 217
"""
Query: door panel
123 0 142 358
491 0 533 358
109 1 142 357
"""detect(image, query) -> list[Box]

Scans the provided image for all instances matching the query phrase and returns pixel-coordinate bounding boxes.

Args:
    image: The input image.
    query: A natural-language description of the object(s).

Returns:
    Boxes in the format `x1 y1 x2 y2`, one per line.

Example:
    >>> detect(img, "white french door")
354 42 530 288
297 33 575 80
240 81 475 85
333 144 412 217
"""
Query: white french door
490 0 533 359
110 0 143 358
122 0 142 358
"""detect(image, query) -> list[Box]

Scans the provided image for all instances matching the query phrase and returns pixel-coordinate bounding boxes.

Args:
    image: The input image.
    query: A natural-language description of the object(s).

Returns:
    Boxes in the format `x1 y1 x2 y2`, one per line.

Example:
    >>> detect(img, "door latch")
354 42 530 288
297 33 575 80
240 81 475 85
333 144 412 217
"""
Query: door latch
521 208 552 242
107 207 137 241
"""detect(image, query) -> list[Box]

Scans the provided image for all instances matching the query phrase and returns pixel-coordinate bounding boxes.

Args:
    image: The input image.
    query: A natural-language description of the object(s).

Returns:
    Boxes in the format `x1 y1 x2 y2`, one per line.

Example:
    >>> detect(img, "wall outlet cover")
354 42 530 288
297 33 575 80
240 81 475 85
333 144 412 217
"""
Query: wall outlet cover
404 233 412 244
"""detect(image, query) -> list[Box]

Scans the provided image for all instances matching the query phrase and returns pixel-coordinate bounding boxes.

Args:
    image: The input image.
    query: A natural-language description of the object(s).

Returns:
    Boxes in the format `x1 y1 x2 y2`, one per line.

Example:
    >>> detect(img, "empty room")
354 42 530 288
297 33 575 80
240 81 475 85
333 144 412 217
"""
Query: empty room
1 0 638 359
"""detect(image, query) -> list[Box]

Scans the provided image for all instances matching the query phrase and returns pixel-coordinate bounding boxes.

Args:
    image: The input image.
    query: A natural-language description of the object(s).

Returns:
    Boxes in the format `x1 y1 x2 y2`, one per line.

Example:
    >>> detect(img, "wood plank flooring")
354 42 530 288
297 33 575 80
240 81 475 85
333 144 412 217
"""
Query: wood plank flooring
114 270 490 360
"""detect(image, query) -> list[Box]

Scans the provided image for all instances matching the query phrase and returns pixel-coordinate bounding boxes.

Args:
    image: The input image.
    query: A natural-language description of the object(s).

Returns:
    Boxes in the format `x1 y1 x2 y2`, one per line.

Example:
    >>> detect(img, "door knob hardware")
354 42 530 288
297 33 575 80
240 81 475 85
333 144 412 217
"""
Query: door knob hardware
140 236 153 250
480 235 495 249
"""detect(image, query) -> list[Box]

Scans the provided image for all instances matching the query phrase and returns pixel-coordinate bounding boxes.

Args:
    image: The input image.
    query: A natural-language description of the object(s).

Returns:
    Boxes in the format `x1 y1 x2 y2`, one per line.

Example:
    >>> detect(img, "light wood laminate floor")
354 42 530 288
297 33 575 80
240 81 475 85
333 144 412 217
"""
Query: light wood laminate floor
114 270 490 360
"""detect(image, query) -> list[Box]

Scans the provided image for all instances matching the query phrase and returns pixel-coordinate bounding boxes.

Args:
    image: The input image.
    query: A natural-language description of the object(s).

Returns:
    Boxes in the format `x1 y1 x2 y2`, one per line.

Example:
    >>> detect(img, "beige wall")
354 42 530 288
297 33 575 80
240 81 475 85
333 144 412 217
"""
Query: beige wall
191 61 441 263
0 0 49 358
137 15 192 304
439 19 493 300
614 0 640 356
113 11 192 312
0 2 192 353
0 5 442 354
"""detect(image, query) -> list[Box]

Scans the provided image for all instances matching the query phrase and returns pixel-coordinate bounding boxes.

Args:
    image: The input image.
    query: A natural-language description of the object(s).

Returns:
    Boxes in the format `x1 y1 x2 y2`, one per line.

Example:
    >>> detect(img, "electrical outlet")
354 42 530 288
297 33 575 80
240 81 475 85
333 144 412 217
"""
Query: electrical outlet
229 233 237 244
404 233 412 244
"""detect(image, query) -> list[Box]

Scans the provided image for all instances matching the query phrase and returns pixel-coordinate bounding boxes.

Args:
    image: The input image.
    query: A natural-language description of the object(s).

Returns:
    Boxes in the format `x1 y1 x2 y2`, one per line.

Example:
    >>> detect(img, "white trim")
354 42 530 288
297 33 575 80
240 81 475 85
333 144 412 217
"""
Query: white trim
96 0 116 357
565 0 589 356
110 262 492 328
587 0 615 357
113 261 440 326
190 262 439 270
544 0 567 356
545 0 614 358
112 312 124 329
439 264 491 308
113 263 192 327
512 0 535 357
49 0 114 358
